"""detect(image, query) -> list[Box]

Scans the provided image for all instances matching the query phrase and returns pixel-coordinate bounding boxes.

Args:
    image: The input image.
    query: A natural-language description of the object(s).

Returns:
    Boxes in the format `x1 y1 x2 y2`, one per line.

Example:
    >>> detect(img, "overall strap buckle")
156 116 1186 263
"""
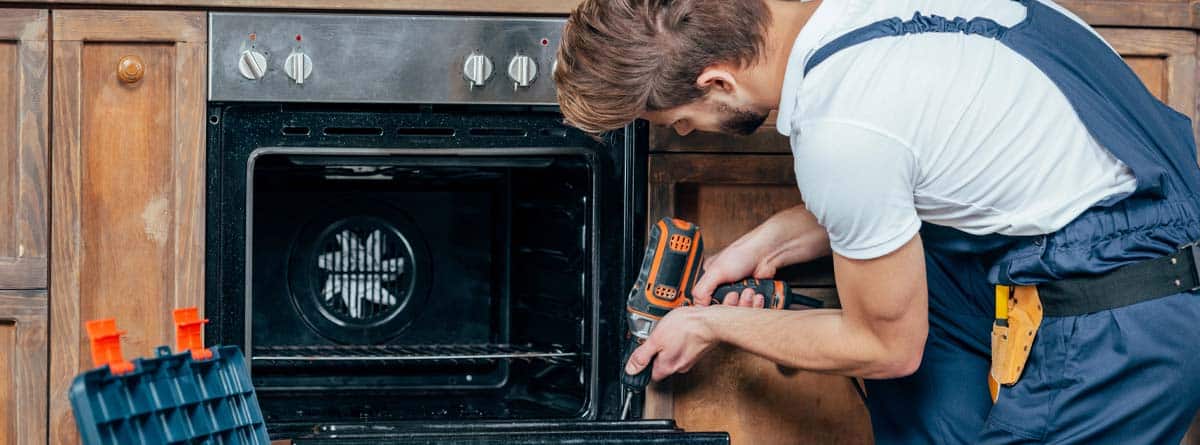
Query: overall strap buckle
1182 242 1200 292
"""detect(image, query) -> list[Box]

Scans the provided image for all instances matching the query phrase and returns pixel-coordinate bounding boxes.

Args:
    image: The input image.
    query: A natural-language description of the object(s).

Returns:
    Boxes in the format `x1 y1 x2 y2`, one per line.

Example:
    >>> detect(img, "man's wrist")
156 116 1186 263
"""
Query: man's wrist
695 305 735 344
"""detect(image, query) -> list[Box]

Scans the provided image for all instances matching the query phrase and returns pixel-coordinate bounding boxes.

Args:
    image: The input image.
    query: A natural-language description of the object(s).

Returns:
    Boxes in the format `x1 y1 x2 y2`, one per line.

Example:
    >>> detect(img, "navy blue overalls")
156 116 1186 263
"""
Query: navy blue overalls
803 1 1200 443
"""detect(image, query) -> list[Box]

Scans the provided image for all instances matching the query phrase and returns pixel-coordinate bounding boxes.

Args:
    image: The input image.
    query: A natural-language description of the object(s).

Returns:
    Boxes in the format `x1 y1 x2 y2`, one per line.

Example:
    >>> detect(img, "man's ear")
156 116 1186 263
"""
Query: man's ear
696 66 738 94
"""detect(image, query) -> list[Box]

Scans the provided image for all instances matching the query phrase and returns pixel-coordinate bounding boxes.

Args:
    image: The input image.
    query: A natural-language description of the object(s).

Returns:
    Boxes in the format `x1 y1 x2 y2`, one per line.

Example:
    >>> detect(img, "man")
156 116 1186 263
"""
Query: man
555 0 1200 443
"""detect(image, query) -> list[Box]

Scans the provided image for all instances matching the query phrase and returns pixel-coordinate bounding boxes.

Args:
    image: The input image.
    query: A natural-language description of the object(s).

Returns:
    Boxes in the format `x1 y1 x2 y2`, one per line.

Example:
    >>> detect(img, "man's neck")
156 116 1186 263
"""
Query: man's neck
743 0 822 110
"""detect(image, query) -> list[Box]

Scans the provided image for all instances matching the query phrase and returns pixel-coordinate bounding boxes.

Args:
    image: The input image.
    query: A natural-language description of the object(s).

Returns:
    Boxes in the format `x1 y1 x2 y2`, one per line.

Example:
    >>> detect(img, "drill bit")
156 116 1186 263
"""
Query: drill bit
620 391 635 420
619 343 652 420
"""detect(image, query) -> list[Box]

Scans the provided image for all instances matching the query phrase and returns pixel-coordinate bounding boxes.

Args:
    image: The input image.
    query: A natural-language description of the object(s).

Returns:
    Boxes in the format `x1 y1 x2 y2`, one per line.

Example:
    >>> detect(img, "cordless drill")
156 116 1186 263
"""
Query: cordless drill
620 217 824 419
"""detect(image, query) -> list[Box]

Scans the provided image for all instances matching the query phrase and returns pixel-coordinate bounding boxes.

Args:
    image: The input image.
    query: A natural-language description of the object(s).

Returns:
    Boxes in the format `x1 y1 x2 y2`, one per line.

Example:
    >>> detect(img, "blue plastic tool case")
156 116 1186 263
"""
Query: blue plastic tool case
68 345 270 445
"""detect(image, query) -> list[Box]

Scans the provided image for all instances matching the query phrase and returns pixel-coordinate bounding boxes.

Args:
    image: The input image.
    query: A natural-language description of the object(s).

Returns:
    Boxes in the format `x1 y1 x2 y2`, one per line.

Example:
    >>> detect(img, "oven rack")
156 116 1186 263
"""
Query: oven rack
251 344 582 367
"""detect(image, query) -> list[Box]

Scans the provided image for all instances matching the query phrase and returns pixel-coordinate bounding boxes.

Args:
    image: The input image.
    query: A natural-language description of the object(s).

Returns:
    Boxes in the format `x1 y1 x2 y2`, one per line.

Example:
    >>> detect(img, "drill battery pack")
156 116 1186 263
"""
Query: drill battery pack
626 217 703 341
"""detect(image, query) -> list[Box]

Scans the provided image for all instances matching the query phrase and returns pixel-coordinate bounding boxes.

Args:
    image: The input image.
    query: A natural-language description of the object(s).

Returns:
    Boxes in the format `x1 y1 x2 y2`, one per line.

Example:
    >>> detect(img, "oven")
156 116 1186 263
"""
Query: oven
204 12 727 444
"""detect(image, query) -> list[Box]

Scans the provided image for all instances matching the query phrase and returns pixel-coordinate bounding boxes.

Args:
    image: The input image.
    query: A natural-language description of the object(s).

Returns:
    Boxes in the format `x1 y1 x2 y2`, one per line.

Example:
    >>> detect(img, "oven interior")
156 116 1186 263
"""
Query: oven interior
249 150 597 422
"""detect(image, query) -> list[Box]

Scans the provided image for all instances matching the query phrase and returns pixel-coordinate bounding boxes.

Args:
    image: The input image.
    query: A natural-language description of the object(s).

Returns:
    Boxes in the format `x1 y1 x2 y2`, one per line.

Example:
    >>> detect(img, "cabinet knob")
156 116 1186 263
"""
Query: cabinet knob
118 55 145 84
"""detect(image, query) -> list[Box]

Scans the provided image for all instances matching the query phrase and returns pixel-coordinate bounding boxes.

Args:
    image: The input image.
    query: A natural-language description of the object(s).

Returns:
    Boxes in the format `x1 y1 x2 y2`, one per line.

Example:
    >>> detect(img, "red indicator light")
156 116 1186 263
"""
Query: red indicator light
540 38 550 46
296 34 302 42
249 32 256 41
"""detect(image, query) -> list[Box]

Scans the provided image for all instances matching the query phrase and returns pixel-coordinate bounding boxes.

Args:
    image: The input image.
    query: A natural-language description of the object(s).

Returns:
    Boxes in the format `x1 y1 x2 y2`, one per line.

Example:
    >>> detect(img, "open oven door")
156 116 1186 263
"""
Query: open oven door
271 419 730 444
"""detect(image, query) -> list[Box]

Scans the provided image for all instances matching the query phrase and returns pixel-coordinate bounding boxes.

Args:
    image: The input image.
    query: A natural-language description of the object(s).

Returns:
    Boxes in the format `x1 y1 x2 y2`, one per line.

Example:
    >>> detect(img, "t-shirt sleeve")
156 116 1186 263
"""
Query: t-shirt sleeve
792 119 921 260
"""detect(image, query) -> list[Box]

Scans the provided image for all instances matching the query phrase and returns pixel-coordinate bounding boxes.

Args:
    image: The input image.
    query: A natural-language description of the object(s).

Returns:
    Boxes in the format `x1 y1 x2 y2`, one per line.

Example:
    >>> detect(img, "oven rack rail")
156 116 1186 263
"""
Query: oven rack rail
251 344 582 367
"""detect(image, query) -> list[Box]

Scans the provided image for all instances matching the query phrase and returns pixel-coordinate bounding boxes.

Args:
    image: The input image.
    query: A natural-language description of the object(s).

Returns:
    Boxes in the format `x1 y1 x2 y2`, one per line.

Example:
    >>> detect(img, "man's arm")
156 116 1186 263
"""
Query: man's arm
692 204 832 306
627 234 927 380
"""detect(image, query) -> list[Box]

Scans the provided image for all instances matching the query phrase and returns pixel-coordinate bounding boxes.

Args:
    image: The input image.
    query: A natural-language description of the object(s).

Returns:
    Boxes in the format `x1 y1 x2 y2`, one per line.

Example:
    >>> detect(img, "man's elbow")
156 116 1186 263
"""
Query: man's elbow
880 348 924 378
864 339 925 379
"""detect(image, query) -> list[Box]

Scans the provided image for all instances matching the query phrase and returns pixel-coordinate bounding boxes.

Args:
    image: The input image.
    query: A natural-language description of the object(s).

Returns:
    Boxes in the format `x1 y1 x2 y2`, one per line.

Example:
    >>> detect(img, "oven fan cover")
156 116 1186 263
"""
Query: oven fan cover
287 203 432 344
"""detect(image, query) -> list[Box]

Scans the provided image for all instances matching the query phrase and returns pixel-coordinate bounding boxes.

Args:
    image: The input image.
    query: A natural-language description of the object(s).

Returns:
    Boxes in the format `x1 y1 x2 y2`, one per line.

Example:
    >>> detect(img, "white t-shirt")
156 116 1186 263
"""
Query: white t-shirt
777 0 1138 260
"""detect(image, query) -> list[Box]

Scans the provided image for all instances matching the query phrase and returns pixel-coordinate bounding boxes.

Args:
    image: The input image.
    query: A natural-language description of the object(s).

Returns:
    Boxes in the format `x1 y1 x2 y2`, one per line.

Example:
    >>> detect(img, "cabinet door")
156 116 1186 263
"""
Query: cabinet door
646 153 872 445
1096 28 1199 151
50 11 205 445
0 291 47 445
0 10 48 290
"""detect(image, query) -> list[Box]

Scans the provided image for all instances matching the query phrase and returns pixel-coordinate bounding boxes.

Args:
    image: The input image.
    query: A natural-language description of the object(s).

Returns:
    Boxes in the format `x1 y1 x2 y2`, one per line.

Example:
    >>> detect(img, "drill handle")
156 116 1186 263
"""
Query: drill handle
713 278 789 309
712 278 824 309
621 338 652 391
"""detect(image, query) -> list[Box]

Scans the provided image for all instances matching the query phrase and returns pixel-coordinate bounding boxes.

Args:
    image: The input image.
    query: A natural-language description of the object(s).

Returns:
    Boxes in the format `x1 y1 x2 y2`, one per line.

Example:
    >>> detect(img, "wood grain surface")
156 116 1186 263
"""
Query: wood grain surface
0 0 1193 29
1097 28 1200 152
2 0 584 14
1058 0 1199 29
0 290 48 445
50 11 206 445
0 10 47 290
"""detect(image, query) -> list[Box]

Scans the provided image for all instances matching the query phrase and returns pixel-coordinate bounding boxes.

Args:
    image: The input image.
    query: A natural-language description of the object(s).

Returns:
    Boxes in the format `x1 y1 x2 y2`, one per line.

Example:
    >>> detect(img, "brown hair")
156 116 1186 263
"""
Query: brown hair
555 0 773 134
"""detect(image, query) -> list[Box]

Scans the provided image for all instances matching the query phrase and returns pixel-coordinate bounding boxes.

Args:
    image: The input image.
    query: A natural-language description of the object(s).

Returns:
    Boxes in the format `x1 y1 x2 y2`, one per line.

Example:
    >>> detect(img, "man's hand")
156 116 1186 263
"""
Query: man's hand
629 235 928 382
692 205 831 306
624 306 718 382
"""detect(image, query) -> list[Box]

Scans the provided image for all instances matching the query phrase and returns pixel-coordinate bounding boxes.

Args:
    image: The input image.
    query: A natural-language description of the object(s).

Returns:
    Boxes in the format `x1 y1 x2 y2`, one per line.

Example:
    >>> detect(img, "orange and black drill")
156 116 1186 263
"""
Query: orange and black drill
620 217 824 419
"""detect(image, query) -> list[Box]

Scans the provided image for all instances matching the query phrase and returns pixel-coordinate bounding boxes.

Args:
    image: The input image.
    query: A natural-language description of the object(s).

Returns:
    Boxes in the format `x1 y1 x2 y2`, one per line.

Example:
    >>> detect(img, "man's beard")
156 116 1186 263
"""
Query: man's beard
718 106 769 136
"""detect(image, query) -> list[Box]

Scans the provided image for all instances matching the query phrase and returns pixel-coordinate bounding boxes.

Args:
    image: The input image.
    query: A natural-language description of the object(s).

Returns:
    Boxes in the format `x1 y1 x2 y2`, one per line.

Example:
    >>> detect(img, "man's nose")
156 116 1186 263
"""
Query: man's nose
674 124 693 136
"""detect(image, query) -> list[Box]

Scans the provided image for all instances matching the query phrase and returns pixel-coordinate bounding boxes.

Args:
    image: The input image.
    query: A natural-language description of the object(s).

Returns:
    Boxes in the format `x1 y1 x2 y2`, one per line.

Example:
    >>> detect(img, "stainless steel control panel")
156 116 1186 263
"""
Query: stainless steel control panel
209 13 565 105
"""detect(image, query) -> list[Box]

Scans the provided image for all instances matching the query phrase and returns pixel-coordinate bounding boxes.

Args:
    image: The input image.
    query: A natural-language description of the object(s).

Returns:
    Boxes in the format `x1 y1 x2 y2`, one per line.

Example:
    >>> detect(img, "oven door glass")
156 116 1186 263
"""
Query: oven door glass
248 148 599 421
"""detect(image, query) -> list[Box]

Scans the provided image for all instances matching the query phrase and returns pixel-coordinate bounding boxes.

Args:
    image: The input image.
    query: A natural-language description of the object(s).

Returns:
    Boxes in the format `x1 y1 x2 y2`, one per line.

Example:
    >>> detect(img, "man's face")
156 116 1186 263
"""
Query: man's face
642 94 770 137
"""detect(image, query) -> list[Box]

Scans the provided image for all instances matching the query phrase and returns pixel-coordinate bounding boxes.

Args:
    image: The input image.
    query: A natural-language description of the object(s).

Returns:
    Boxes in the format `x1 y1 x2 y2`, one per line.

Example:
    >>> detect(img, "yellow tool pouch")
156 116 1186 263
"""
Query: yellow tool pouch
988 285 1043 402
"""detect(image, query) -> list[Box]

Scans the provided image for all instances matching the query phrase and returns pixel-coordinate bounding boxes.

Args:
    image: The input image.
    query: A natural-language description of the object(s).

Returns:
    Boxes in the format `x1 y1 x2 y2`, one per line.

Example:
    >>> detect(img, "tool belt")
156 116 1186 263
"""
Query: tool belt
989 242 1200 402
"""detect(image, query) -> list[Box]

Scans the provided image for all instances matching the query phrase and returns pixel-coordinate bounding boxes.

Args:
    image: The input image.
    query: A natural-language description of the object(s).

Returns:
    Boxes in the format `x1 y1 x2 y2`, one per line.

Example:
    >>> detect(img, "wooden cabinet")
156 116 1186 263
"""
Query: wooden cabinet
1097 28 1199 149
0 10 48 445
0 10 48 290
0 290 48 445
49 10 206 445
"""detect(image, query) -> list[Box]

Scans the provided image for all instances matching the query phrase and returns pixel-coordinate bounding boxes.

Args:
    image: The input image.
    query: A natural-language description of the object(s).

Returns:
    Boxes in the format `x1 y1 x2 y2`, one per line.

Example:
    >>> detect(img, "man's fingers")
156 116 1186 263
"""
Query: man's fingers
651 350 678 382
753 262 776 279
738 288 755 307
625 341 661 375
692 271 722 304
754 294 765 308
722 291 739 306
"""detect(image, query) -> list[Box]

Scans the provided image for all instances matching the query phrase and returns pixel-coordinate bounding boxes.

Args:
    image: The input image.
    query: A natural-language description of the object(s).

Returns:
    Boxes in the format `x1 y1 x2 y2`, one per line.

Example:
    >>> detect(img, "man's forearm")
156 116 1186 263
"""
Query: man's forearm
701 305 921 379
754 205 832 267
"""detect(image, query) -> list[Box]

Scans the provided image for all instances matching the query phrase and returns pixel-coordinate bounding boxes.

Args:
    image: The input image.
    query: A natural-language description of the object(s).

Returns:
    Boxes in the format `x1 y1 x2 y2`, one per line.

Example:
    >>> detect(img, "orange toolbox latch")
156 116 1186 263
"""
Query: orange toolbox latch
172 307 212 360
84 319 135 375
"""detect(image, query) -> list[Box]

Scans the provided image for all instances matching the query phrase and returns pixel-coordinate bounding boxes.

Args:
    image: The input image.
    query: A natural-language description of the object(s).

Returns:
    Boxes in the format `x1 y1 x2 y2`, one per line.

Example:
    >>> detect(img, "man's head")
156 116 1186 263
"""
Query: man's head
554 0 776 136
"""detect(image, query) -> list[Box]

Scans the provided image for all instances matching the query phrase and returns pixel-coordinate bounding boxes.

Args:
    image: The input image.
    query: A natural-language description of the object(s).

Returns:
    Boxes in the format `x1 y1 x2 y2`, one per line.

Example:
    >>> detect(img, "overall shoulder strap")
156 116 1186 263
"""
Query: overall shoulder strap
804 12 1011 76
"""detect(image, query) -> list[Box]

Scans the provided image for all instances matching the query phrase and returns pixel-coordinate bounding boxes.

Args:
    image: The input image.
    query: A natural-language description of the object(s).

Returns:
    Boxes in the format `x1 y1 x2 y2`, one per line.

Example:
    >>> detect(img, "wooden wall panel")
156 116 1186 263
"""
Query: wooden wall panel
672 345 871 445
1125 57 1167 100
0 320 13 445
0 0 1186 30
50 11 206 445
0 10 47 290
675 183 803 251
1057 0 1197 30
1098 28 1199 151
0 291 48 445
77 42 178 368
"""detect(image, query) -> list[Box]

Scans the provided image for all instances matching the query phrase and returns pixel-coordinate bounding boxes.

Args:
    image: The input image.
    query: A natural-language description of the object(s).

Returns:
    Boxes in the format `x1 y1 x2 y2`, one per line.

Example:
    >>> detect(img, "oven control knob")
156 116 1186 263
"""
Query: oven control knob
284 50 313 85
507 54 537 89
463 53 494 89
238 49 268 80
